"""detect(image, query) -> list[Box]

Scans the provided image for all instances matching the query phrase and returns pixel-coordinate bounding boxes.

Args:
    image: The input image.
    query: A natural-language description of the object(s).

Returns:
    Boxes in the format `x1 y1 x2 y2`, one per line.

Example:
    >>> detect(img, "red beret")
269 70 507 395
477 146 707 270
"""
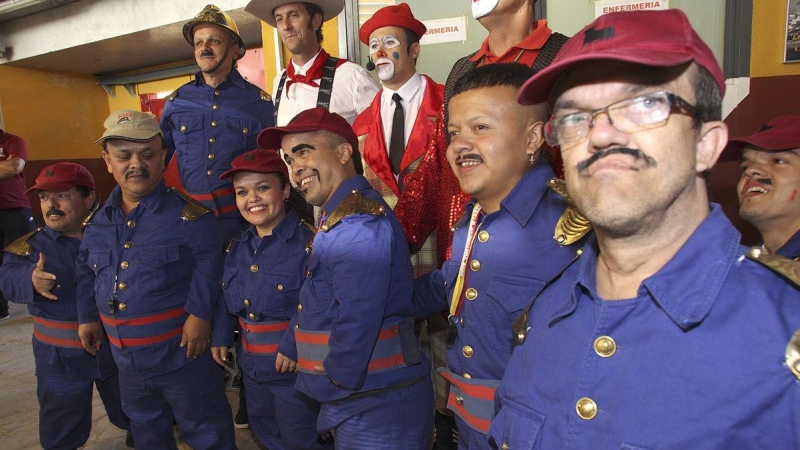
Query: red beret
359 3 426 45
721 115 800 162
27 162 95 194
219 149 289 181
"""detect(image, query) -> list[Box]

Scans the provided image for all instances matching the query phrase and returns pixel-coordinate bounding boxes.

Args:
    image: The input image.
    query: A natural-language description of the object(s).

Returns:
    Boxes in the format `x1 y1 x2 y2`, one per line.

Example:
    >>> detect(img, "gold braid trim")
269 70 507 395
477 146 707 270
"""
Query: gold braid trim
168 188 212 221
4 229 41 256
745 247 800 287
320 191 385 233
547 178 593 246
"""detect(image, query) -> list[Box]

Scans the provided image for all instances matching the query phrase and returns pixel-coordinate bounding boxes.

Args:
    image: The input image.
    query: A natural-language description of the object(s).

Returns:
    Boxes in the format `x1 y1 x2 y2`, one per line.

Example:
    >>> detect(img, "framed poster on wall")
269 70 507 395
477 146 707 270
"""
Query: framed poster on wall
785 0 800 62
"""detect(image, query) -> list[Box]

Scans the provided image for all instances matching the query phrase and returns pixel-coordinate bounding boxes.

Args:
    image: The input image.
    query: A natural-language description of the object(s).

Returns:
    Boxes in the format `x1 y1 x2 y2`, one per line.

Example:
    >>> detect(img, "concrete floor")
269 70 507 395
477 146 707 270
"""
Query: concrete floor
0 301 266 450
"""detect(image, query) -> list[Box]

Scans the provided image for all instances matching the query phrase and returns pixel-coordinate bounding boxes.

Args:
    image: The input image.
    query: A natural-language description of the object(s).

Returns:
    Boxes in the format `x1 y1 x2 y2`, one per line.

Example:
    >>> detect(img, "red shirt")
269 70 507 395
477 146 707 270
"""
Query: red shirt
469 20 552 67
0 130 31 209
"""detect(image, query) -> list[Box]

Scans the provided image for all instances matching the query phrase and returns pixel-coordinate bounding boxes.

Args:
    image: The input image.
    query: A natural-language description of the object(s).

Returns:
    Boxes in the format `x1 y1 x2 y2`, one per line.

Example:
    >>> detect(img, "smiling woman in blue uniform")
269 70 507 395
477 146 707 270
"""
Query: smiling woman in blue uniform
213 149 329 450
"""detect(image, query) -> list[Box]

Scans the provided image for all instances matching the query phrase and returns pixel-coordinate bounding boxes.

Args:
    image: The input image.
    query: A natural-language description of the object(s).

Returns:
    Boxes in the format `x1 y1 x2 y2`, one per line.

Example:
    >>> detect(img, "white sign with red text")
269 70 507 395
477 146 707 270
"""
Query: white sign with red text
420 16 468 46
595 0 669 18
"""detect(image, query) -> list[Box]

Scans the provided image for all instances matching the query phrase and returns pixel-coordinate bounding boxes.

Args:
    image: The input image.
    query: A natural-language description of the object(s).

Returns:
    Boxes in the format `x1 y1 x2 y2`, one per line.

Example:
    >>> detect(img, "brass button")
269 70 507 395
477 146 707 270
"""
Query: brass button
501 443 509 450
576 397 597 420
212 104 219 110
576 248 583 256
477 230 489 243
250 264 258 273
118 302 127 311
557 234 567 245
462 345 473 358
118 282 127 291
455 395 464 405
297 304 303 312
123 241 132 249
126 220 135 228
277 284 284 292
242 128 248 134
92 263 98 269
207 153 215 160
594 336 616 358
54 284 61 290
244 299 250 307
248 313 255 320
120 261 129 270
206 169 214 176
295 324 299 329
214 90 220 96
463 373 471 379
469 260 481 272
465 288 478 300
209 137 216 144
211 120 218 127
180 125 187 132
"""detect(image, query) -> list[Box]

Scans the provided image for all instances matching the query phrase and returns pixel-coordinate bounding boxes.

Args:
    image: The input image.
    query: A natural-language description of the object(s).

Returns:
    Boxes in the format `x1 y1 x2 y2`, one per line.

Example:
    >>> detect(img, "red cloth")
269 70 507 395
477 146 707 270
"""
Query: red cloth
353 75 444 197
469 20 552 67
284 49 347 95
0 130 31 209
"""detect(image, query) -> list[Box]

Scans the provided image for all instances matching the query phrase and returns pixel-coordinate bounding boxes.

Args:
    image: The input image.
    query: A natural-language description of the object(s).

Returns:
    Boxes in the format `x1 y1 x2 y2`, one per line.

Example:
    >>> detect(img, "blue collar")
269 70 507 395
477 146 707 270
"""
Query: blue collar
240 210 303 243
776 229 800 260
550 204 742 329
104 181 169 219
322 176 373 214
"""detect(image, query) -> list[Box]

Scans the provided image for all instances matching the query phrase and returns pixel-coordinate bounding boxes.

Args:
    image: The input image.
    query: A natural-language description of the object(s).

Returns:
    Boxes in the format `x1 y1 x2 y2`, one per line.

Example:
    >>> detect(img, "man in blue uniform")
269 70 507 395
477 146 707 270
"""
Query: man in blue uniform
412 63 587 450
77 110 235 450
0 162 131 449
723 115 800 260
160 4 275 242
258 107 433 449
491 10 800 449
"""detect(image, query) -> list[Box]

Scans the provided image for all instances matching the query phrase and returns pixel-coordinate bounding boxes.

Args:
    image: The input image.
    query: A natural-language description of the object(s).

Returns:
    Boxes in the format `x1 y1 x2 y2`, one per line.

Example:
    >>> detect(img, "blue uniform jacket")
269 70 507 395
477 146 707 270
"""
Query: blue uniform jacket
0 227 117 380
777 229 800 260
160 70 275 216
76 182 223 378
491 204 800 449
414 158 580 382
218 210 314 382
283 176 430 402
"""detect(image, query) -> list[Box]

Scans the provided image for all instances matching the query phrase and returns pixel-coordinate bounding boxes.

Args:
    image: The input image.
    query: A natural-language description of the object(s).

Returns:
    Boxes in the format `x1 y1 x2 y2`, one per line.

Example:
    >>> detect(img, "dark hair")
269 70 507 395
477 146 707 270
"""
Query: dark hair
75 185 94 198
450 63 535 106
690 63 722 124
404 29 420 63
275 172 314 223
320 131 363 175
302 2 325 44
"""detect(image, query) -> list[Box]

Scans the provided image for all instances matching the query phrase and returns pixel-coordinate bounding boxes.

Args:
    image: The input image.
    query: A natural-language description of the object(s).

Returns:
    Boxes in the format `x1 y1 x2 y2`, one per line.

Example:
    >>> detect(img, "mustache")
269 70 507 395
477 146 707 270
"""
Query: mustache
200 50 214 58
576 147 657 173
125 168 150 179
454 154 483 164
753 178 772 186
45 208 65 217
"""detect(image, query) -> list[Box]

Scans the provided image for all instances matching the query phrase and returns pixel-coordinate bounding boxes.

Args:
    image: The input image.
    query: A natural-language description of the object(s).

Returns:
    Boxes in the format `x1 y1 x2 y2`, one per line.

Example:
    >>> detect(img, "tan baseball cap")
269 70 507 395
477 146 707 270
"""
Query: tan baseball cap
95 110 163 145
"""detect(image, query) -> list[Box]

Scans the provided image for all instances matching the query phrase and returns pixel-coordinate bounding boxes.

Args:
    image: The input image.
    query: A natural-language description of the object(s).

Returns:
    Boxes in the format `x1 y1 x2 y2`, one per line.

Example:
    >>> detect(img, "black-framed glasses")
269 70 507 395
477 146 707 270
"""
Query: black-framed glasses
544 91 697 148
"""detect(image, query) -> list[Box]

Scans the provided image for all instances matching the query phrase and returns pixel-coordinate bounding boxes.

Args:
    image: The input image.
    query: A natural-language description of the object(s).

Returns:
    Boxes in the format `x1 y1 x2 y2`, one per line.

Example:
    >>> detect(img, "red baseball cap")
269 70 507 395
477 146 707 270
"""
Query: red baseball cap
257 107 358 151
721 115 800 162
219 149 290 181
359 3 427 45
518 9 726 106
26 162 95 194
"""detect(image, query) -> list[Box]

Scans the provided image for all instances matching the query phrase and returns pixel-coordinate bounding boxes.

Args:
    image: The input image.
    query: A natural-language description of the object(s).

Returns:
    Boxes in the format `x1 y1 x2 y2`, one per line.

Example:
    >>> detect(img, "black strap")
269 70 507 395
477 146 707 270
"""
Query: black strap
389 93 405 174
273 56 340 123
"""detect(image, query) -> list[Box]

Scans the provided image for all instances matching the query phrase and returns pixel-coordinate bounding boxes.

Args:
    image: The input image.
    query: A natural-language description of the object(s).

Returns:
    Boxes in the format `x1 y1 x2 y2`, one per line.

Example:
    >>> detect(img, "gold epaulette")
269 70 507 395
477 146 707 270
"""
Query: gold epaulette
168 187 212 221
320 191 385 233
3 229 42 256
300 220 317 234
82 208 99 227
166 89 179 101
745 247 800 286
548 178 592 246
260 90 271 102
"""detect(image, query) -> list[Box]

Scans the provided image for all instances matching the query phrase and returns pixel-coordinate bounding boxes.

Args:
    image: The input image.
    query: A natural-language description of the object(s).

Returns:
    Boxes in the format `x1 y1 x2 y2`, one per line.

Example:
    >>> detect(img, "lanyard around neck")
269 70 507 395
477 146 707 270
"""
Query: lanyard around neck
449 204 483 317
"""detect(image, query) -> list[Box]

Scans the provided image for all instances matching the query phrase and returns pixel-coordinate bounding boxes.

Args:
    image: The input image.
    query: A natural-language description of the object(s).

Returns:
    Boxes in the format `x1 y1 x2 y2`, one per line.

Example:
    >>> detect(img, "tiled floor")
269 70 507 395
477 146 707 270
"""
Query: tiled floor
0 302 266 450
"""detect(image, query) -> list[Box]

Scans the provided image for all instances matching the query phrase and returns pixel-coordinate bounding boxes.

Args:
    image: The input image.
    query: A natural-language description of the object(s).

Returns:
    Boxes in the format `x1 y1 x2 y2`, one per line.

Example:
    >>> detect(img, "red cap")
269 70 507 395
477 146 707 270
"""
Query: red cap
219 149 290 181
518 9 725 106
26 162 95 194
359 3 427 45
257 107 358 151
721 115 800 163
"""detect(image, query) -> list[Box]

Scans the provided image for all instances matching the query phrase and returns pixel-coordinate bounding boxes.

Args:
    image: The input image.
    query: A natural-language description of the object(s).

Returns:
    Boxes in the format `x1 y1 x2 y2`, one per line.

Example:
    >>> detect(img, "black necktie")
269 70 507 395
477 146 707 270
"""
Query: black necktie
389 93 405 175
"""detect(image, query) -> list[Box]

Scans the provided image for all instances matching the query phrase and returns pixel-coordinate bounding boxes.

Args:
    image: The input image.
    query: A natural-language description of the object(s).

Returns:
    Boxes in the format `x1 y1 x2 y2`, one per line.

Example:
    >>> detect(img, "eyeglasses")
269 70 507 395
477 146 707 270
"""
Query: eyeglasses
544 91 697 148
